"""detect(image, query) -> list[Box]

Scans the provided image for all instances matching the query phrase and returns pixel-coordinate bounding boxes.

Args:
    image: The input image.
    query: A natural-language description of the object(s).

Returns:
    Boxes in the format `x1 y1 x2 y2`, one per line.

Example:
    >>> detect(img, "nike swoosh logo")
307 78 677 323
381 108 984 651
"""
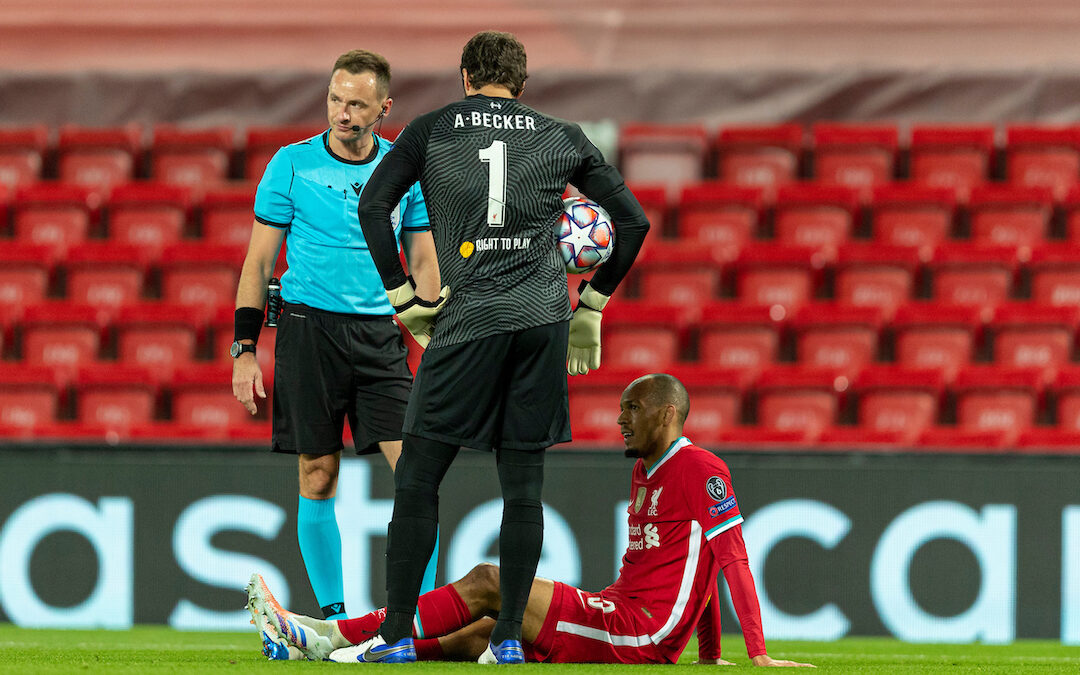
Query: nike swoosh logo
363 644 411 661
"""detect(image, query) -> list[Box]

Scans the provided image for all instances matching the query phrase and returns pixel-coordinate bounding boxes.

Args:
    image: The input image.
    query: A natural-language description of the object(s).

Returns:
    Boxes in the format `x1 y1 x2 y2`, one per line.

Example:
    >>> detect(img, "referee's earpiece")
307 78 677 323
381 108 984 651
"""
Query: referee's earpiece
378 106 388 120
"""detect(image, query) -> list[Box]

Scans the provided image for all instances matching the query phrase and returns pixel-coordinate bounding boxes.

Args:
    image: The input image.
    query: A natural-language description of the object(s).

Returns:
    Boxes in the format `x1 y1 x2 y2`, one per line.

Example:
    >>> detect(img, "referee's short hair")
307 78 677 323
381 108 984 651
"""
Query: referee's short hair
460 30 528 97
332 50 391 98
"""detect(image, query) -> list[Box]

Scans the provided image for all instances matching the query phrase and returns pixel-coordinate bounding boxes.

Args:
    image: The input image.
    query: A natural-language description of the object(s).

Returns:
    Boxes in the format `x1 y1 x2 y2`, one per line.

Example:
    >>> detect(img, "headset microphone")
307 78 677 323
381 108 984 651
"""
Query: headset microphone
350 108 388 133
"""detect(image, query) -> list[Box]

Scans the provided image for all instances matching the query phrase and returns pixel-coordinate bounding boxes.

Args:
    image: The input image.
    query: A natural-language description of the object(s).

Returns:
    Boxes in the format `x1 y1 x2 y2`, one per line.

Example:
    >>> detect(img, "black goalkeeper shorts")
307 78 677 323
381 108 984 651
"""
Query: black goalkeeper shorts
272 303 412 456
403 321 571 452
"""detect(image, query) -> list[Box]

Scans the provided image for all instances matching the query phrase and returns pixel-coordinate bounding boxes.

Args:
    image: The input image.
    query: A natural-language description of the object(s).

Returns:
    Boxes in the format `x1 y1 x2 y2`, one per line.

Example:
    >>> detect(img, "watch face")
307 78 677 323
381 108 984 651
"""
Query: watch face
230 341 242 358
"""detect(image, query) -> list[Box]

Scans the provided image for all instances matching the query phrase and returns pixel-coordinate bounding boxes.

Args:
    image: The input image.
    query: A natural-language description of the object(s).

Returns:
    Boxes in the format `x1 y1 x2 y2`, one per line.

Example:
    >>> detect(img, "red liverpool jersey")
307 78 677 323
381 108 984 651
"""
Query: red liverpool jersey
604 437 748 663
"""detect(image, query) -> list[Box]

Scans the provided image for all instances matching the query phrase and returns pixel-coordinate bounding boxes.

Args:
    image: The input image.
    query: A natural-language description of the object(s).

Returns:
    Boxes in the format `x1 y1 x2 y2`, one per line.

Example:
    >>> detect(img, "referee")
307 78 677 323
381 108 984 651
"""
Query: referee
354 31 650 663
231 50 441 627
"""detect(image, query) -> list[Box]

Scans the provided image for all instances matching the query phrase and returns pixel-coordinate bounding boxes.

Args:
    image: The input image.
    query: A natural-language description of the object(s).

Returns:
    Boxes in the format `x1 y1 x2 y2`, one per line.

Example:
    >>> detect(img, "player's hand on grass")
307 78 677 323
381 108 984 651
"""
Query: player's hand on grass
232 352 265 415
566 283 610 376
387 278 451 349
693 658 737 665
751 654 816 667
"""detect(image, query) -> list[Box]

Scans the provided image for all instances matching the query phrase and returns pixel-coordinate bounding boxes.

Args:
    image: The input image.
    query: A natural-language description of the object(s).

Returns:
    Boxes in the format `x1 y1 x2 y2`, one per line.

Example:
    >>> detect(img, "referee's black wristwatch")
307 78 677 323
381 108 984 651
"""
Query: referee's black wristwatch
229 341 257 358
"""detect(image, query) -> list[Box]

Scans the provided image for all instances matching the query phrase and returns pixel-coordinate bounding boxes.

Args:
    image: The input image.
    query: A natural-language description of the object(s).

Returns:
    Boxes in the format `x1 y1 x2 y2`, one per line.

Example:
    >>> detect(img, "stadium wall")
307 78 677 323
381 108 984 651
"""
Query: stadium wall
0 446 1076 644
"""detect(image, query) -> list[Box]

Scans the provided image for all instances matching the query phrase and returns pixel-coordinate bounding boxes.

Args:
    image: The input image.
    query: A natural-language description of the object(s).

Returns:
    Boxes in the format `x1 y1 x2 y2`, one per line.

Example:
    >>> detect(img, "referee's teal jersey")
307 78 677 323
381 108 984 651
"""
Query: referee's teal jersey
254 130 430 315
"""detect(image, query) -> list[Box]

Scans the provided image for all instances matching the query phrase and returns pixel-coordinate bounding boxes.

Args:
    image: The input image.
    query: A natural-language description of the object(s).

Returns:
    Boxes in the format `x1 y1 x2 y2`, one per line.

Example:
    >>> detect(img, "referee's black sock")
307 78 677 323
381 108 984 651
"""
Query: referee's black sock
490 447 546 646
380 434 459 644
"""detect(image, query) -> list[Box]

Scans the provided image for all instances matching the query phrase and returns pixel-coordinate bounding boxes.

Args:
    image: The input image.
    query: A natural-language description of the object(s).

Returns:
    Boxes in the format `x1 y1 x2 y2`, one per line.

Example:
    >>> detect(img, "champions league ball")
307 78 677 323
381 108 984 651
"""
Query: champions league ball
556 197 615 274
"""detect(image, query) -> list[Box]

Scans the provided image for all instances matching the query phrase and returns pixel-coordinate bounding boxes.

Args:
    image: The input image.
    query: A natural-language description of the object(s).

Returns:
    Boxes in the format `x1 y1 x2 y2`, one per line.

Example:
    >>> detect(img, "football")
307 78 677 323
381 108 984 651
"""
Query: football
556 197 615 274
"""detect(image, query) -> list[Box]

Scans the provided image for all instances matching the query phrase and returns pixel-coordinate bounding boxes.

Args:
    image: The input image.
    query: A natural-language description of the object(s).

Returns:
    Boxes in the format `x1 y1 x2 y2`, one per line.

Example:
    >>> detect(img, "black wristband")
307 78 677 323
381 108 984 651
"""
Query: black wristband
234 307 265 343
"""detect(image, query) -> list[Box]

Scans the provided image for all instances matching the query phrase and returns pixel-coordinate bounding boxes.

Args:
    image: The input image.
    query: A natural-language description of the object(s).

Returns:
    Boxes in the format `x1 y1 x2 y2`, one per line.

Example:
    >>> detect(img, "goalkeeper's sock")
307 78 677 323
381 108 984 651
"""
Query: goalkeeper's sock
490 447 546 646
297 496 347 620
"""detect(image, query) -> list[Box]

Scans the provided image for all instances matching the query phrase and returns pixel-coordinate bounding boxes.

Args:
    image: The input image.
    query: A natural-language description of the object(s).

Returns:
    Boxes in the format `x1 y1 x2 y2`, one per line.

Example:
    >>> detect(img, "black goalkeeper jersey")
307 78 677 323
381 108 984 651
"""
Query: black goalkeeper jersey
359 93 650 348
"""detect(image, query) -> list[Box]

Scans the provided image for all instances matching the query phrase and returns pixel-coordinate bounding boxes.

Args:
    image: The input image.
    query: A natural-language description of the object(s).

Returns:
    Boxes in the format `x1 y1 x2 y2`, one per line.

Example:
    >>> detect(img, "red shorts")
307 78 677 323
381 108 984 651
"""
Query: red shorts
524 582 668 664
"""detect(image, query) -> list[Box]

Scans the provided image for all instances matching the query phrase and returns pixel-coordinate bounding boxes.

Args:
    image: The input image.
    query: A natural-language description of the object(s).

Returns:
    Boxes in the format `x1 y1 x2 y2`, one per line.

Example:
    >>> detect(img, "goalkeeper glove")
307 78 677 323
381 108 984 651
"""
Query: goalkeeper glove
567 283 610 376
387 278 451 349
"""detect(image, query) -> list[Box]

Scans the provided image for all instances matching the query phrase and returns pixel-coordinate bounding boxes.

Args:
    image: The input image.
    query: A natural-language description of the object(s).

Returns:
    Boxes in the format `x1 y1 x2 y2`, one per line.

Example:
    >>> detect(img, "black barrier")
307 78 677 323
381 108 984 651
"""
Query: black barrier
0 446 1077 643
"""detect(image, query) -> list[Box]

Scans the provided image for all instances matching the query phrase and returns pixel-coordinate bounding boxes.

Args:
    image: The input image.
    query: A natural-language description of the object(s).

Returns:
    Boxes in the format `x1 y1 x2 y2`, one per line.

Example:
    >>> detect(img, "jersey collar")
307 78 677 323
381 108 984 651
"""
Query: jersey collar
322 130 382 166
646 436 692 479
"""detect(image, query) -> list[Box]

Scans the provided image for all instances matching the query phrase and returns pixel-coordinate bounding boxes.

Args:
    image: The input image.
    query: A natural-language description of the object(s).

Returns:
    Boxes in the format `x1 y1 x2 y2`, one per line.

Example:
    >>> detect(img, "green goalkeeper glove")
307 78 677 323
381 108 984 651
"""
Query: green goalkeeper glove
567 283 611 376
387 279 451 349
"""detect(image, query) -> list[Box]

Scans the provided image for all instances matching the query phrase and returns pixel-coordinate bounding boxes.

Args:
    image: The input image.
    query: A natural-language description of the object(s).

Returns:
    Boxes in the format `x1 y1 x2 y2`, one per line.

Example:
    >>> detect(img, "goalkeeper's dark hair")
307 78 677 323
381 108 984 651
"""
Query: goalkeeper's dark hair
332 49 391 98
460 30 528 97
635 373 690 425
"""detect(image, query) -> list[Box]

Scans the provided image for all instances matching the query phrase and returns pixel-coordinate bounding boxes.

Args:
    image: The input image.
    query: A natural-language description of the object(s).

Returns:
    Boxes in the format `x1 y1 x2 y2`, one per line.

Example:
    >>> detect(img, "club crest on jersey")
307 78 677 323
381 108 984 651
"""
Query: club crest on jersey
706 476 726 501
633 487 647 513
648 486 663 516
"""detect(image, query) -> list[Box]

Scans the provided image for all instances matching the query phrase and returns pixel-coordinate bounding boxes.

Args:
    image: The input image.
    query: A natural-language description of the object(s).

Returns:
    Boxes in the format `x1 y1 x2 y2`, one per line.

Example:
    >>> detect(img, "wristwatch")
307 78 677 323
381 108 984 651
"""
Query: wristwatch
230 341 257 358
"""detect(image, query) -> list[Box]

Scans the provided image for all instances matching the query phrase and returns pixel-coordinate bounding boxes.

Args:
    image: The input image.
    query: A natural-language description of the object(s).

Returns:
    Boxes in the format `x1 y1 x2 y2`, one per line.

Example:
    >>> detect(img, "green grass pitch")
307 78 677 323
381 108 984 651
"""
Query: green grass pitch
0 624 1078 673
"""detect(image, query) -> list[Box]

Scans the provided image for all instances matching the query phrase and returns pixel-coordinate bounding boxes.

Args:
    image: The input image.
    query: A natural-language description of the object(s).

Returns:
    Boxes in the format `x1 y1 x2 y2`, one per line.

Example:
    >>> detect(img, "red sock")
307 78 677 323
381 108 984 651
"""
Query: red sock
413 585 473 638
338 607 386 645
414 638 444 661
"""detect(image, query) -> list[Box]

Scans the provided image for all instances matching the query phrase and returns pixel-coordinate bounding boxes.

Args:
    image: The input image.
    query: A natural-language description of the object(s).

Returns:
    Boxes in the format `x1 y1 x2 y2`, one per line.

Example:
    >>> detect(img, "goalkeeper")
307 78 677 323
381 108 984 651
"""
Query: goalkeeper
354 30 650 663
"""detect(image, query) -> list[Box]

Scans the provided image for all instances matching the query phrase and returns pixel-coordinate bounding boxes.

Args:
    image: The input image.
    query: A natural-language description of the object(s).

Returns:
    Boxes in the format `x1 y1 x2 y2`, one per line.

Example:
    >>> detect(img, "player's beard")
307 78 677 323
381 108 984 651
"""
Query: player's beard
624 446 642 459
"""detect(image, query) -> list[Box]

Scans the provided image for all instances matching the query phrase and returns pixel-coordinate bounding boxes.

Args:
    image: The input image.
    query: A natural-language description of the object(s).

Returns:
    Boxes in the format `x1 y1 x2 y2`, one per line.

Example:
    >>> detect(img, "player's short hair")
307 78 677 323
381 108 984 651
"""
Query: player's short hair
332 50 392 98
460 30 528 97
635 373 691 425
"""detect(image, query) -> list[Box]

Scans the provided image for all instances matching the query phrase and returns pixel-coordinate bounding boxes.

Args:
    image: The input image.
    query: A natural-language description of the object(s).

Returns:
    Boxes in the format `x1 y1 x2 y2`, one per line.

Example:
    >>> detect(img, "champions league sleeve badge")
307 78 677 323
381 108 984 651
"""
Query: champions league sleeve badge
706 476 727 501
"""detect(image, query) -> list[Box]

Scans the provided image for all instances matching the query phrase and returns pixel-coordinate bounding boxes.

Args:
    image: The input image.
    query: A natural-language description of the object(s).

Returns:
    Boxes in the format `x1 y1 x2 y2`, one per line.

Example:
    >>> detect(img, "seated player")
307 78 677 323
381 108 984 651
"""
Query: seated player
248 373 813 667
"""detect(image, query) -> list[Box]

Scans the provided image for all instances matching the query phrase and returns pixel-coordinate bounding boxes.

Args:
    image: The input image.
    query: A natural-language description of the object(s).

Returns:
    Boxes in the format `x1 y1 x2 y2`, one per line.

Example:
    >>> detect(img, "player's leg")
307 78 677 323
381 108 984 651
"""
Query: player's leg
377 439 440 598
272 305 352 621
379 433 459 645
489 446 545 654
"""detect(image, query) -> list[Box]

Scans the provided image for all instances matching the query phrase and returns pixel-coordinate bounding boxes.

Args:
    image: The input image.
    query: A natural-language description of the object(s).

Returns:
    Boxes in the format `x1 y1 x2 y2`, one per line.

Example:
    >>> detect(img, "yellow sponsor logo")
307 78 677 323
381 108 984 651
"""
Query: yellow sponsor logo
459 241 475 258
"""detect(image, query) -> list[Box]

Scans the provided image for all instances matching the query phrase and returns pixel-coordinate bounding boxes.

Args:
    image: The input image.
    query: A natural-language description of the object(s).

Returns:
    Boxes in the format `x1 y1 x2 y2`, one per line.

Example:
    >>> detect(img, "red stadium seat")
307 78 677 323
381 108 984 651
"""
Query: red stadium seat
715 427 812 449
855 366 945 444
633 241 724 306
892 303 983 382
73 363 157 431
675 182 763 261
57 125 141 197
171 363 257 428
106 182 193 253
953 365 1043 443
0 243 54 315
244 125 326 180
916 427 1011 453
1029 245 1080 308
0 125 48 188
13 183 95 256
755 365 845 441
0 364 61 430
158 243 244 318
678 368 752 445
967 185 1053 255
715 124 803 192
908 125 996 199
624 184 668 234
150 125 234 189
619 124 708 190
20 302 103 381
201 183 257 246
64 243 149 318
791 303 884 376
602 302 690 371
1052 367 1080 432
567 370 627 445
927 243 1017 310
1005 125 1080 200
868 184 957 257
811 123 899 193
989 303 1077 382
1015 428 1080 455
114 303 200 379
697 303 784 374
834 243 920 319
773 184 860 260
734 244 823 312
814 426 910 450
1062 185 1080 244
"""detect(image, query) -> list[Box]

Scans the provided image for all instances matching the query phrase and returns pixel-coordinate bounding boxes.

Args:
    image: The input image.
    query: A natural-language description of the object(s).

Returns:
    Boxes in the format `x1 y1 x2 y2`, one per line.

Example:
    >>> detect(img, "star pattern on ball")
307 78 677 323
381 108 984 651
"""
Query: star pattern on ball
562 212 598 258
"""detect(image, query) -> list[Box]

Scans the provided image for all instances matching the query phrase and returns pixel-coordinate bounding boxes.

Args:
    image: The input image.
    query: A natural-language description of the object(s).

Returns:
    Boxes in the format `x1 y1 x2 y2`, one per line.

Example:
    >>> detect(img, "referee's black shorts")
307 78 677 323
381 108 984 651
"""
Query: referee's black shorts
272 303 412 456
403 320 571 452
